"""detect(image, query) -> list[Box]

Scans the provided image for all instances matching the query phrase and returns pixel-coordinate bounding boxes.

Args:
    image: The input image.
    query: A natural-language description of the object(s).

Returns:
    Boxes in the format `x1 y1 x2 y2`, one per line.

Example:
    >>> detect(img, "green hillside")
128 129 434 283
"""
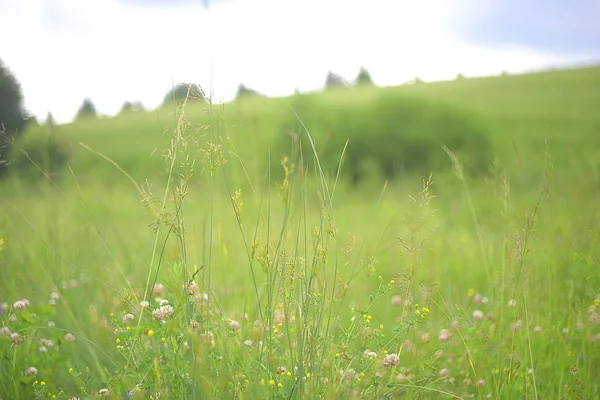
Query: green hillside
14 65 600 190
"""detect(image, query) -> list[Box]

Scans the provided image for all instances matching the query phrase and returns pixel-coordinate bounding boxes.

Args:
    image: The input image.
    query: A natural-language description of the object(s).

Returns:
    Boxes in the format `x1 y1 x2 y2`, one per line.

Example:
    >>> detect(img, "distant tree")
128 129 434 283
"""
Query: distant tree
324 71 347 89
45 112 55 127
162 83 205 107
456 73 465 80
0 58 30 177
119 101 144 115
120 101 133 114
119 101 145 115
75 98 97 120
236 84 261 99
356 66 374 86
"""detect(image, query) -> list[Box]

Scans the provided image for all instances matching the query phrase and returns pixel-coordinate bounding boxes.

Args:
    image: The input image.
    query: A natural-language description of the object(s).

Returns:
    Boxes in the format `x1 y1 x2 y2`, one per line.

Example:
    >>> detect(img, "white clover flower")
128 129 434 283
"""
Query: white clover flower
439 329 452 342
24 367 38 376
12 299 29 310
473 310 484 320
122 313 135 324
64 333 76 342
381 353 400 367
152 304 174 320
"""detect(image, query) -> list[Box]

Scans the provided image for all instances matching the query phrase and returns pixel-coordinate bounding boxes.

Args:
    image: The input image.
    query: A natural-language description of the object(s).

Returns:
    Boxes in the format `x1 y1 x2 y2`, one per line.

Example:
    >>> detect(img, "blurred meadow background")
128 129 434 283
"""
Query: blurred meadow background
1 0 599 399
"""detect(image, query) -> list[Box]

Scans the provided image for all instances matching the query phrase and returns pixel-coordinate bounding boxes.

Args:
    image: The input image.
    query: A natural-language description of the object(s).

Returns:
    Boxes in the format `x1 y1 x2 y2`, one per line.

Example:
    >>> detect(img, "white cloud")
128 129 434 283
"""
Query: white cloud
0 0 591 124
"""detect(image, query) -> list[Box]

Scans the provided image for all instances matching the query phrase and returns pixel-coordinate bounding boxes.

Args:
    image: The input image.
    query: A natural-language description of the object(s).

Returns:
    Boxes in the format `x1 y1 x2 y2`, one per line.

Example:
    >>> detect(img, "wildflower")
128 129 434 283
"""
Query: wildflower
140 301 150 309
39 346 48 352
363 349 378 359
533 326 543 334
40 338 55 348
48 299 56 306
244 339 253 347
268 379 275 386
11 332 24 345
511 320 523 333
381 353 400 367
146 329 154 337
152 283 166 296
277 366 287 374
482 297 489 304
122 313 135 324
467 288 475 297
439 368 450 377
391 295 402 305
24 367 38 376
152 304 174 321
187 280 198 296
12 299 30 311
64 333 76 342
228 319 241 330
49 292 60 301
200 331 215 348
474 293 482 304
275 310 285 325
9 314 16 322
439 329 452 342
507 299 516 307
98 388 110 397
47 321 56 328
562 328 570 335
451 320 460 331
463 378 472 385
189 319 200 329
0 302 6 317
591 334 600 342
472 310 484 320
0 326 11 337
342 369 357 380
478 379 486 387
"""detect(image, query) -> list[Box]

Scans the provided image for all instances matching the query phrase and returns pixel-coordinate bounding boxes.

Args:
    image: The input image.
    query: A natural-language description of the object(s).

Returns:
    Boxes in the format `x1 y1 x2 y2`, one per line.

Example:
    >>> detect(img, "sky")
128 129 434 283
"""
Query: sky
0 0 598 124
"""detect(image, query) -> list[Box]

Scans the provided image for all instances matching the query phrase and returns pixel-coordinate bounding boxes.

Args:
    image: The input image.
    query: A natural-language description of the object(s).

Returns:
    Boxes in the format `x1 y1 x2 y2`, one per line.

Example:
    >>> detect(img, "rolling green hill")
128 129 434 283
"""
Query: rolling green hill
14 65 600 192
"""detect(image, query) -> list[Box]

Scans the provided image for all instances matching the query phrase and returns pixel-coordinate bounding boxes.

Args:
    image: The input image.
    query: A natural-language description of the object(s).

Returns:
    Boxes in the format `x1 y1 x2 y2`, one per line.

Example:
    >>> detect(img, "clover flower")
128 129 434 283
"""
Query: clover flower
152 303 174 321
439 329 452 342
381 353 400 367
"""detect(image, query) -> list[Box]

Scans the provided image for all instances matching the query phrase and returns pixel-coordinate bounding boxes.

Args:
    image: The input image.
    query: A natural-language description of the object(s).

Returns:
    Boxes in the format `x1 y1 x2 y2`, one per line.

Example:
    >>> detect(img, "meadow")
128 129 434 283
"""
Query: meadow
1 66 599 399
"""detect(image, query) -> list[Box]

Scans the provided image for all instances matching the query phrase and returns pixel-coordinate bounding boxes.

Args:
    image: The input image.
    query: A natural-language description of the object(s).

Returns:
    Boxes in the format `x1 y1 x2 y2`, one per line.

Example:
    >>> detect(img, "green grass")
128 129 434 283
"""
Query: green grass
1 65 599 399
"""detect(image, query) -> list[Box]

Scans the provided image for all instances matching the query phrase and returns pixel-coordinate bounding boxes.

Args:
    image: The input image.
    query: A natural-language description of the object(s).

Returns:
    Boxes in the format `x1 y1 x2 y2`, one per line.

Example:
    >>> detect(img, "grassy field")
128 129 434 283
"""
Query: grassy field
1 65 599 399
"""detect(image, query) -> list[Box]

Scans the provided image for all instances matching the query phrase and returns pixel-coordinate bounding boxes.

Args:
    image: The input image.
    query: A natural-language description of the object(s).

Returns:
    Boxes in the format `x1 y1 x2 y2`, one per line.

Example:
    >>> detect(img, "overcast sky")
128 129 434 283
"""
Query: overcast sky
1 0 598 124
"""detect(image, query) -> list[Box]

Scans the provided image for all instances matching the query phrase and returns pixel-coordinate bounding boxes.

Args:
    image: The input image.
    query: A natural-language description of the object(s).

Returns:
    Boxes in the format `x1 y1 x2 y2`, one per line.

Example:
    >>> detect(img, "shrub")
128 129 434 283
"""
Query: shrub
8 129 71 180
236 84 261 99
162 83 206 106
272 92 493 185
